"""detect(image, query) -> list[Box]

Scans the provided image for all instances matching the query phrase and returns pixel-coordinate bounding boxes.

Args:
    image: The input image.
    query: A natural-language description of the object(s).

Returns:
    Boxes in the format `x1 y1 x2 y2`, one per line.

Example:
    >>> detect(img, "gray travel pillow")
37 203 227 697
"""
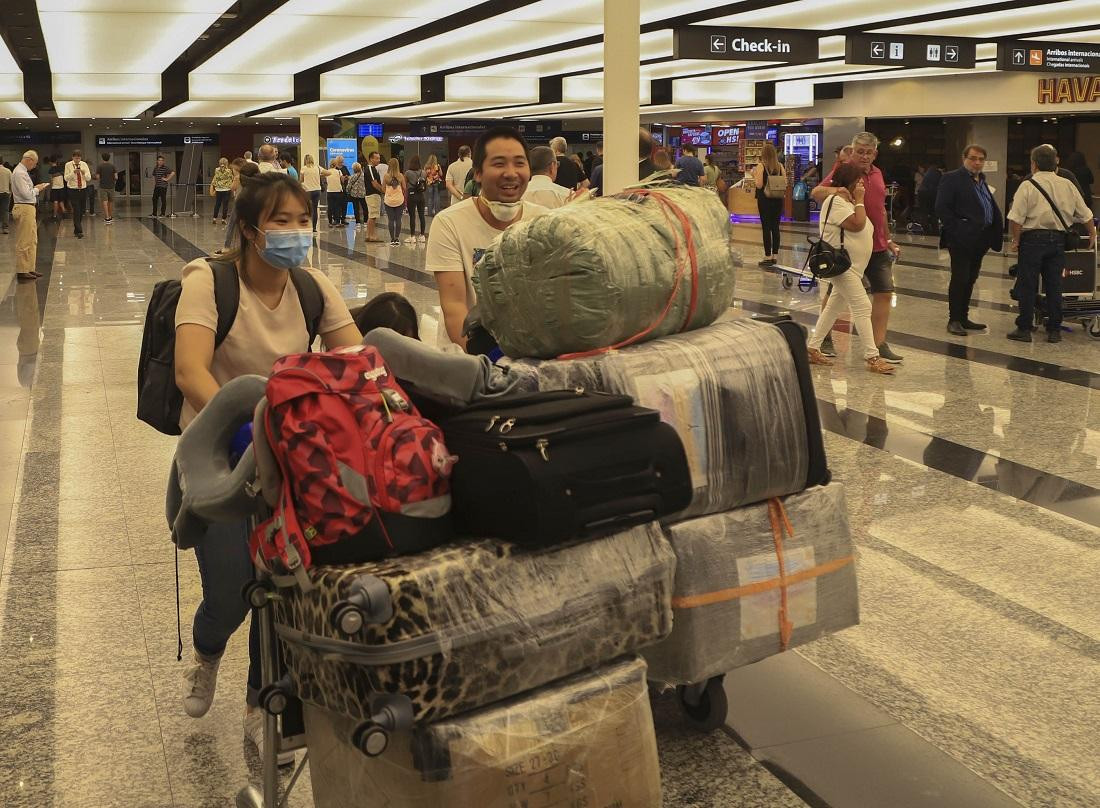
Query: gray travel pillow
166 374 267 549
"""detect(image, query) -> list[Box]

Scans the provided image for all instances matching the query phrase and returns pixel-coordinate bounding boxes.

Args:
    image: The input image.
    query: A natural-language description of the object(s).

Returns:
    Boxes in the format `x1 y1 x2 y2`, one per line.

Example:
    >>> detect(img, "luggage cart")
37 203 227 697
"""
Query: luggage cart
1034 243 1100 338
774 261 818 292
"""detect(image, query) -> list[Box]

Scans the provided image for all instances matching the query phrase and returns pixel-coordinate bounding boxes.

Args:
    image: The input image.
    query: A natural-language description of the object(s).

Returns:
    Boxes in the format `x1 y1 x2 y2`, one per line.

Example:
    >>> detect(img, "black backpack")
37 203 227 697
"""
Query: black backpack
412 171 426 194
137 260 325 435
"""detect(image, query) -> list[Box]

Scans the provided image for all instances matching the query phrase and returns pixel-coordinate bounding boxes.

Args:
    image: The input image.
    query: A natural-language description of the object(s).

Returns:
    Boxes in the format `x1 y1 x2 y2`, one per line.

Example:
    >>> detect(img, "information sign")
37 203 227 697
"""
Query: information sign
846 33 976 69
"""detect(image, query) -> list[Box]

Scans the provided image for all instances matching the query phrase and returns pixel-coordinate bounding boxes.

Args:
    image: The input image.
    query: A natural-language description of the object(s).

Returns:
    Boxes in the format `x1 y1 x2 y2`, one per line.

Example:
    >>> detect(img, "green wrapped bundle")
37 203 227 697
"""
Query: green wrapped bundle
473 184 738 359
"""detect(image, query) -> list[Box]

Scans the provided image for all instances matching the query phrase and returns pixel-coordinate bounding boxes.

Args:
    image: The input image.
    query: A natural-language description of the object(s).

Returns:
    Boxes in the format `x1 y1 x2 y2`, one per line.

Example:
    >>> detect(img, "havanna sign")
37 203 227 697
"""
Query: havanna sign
1038 76 1100 104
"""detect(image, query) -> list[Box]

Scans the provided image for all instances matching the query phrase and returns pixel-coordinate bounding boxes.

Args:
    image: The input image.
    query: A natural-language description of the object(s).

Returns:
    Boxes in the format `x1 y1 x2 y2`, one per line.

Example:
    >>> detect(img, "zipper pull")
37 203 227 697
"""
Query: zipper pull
536 438 550 462
499 418 516 434
485 415 500 432
379 392 393 423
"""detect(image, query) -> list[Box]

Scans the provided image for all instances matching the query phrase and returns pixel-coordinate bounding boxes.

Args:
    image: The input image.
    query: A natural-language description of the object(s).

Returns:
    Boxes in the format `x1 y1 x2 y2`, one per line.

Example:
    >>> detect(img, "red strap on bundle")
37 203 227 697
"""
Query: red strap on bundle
767 498 796 650
557 188 701 360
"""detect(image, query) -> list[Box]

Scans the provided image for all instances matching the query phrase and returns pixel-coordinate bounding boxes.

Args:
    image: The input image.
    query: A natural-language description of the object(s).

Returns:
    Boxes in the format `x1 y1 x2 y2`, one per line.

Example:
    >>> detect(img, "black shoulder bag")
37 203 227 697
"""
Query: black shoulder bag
803 194 852 280
1027 178 1083 251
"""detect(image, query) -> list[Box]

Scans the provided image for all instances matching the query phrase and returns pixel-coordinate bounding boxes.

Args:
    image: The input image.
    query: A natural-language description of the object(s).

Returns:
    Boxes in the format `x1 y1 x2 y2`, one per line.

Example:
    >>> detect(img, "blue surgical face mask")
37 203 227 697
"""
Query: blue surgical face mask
254 228 311 269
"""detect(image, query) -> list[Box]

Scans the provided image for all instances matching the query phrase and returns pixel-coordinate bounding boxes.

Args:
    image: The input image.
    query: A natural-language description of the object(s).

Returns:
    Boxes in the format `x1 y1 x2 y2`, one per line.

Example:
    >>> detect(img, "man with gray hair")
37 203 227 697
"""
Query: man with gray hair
1006 144 1096 343
522 146 571 209
256 144 285 174
11 150 50 281
812 131 904 363
550 136 585 192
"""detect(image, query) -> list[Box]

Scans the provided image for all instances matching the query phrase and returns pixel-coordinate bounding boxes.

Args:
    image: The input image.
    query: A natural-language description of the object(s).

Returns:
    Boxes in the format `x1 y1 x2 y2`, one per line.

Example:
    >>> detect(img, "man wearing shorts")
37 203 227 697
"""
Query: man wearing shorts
812 132 904 363
96 154 116 224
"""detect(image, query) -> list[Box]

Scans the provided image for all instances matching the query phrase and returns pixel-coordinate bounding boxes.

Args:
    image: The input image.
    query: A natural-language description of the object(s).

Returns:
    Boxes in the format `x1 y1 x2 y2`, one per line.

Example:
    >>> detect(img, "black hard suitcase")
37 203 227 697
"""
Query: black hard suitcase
440 389 693 544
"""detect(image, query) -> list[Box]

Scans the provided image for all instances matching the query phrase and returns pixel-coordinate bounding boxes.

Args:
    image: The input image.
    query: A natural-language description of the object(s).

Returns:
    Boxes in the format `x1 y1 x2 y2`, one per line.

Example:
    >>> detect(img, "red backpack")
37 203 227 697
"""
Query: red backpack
251 345 456 589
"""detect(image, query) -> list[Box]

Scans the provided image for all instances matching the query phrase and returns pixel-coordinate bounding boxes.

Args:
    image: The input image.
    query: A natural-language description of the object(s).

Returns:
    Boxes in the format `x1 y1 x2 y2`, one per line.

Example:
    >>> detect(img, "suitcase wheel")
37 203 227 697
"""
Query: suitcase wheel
1089 318 1100 340
329 575 395 636
242 580 274 610
351 722 390 757
259 677 294 716
676 675 728 732
782 274 794 290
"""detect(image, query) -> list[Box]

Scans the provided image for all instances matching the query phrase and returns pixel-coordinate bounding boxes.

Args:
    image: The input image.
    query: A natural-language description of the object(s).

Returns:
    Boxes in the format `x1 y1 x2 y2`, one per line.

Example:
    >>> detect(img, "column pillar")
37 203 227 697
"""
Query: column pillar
299 113 319 169
602 0 641 195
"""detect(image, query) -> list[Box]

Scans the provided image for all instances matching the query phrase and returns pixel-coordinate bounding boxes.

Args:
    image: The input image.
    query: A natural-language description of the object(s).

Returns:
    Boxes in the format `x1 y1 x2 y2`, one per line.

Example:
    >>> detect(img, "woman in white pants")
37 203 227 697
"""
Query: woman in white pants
807 161 896 375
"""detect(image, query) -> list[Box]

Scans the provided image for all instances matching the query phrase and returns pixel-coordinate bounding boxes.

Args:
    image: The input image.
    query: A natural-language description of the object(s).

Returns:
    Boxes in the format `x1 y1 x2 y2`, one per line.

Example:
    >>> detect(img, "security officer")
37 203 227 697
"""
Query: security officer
1006 144 1096 344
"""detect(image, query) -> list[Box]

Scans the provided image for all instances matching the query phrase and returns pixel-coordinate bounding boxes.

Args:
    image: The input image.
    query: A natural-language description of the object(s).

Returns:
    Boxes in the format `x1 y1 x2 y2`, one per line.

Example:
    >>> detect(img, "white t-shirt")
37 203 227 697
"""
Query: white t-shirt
425 198 548 309
0 164 11 195
446 158 473 201
174 258 354 428
324 167 343 192
820 195 873 277
299 164 321 192
258 161 286 174
522 174 571 209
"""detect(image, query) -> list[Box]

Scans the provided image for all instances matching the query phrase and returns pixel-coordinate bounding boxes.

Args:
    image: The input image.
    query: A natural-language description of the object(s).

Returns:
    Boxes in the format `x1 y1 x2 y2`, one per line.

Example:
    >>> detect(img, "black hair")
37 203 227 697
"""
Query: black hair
352 292 419 340
223 170 307 263
472 126 529 172
101 152 110 162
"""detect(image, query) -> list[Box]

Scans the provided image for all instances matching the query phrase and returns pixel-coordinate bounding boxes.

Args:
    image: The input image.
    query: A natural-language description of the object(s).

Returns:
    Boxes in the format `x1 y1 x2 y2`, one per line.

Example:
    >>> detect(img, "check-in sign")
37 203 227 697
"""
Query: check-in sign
674 26 820 63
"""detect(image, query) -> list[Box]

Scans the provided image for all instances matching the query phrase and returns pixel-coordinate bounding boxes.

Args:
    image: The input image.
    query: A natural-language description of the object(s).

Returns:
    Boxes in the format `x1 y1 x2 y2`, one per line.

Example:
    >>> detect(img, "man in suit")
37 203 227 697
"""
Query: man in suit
935 144 1004 336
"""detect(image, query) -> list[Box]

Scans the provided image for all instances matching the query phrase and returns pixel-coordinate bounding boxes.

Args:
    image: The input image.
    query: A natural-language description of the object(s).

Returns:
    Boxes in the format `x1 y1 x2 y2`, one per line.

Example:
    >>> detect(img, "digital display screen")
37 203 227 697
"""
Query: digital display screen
357 123 383 138
680 126 712 146
714 127 740 146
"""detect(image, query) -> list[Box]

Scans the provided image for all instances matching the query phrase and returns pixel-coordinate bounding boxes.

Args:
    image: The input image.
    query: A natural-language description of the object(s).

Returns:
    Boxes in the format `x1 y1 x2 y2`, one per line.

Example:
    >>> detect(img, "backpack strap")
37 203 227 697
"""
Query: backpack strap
289 266 326 346
208 259 240 348
1027 178 1071 232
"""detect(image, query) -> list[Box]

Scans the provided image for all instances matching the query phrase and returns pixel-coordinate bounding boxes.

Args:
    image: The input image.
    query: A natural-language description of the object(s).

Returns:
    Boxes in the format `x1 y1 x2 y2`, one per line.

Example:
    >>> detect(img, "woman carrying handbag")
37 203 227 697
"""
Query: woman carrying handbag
806 161 896 375
752 142 786 266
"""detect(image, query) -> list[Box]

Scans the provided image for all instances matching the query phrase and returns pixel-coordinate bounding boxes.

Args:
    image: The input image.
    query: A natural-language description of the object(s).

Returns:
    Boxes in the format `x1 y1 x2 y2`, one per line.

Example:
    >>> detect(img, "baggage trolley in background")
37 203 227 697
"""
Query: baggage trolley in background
773 262 818 292
1034 243 1100 338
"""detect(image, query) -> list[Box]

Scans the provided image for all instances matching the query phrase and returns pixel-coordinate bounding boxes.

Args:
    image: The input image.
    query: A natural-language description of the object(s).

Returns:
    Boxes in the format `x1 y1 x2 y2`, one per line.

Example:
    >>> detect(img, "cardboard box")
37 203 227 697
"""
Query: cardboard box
305 657 662 808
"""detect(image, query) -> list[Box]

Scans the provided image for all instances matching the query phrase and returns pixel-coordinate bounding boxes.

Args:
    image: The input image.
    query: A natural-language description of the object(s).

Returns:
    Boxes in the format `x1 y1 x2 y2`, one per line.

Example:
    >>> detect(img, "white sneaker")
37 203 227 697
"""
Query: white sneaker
244 708 295 767
403 236 415 244
182 651 221 718
417 234 427 243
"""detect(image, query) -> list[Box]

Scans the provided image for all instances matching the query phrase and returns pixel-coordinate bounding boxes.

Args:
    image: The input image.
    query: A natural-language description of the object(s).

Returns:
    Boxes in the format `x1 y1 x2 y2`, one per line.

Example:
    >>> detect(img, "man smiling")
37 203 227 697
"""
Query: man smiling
426 126 548 349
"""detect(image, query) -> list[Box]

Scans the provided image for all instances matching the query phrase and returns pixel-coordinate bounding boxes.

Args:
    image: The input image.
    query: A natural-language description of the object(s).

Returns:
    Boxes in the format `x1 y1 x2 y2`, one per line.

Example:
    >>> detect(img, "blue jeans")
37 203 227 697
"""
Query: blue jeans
192 519 261 706
1014 231 1065 332
426 185 442 216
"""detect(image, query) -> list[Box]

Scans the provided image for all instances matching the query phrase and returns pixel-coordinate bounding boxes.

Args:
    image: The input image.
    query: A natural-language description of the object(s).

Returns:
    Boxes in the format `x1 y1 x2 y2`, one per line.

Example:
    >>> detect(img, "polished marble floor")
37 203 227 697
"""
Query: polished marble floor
0 199 1097 807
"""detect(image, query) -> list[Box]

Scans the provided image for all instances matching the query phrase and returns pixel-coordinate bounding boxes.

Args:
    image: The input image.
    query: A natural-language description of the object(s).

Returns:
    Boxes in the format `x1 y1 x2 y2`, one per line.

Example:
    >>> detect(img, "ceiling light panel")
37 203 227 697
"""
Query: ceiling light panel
444 76 539 104
436 102 603 119
320 75 420 101
53 100 156 118
38 5 236 74
876 1 1099 37
0 101 35 118
642 58 778 80
671 79 755 106
253 100 387 118
706 0 1007 32
158 100 272 118
53 73 160 100
331 19 603 77
189 74 293 100
461 31 672 78
0 37 20 73
0 73 22 99
363 101 496 119
563 76 652 104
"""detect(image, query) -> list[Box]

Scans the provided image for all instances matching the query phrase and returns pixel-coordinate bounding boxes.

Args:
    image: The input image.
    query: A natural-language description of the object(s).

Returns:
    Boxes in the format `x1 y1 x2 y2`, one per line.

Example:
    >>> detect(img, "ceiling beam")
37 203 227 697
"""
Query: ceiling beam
0 0 53 115
152 0 293 116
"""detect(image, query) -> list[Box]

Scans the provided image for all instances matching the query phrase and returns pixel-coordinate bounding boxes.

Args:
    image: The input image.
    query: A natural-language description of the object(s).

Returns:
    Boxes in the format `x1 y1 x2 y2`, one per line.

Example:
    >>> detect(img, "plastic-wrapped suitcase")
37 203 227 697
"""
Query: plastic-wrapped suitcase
643 482 859 686
502 318 828 519
271 522 676 727
304 656 662 808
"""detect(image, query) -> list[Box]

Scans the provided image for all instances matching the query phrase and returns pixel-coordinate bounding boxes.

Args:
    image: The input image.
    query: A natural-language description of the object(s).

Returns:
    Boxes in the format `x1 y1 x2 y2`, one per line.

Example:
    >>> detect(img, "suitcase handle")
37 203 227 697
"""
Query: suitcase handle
500 584 627 661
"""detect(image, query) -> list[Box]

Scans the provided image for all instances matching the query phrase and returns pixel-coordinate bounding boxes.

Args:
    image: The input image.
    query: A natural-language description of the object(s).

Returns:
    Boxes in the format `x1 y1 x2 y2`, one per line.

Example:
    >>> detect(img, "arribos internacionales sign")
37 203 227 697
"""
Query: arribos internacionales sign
1038 76 1100 104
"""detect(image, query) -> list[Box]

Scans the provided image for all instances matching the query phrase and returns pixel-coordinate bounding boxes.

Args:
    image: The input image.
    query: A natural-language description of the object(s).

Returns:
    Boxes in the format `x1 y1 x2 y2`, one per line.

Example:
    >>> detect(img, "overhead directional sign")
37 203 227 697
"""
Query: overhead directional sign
846 33 977 69
997 40 1100 73
673 27 820 63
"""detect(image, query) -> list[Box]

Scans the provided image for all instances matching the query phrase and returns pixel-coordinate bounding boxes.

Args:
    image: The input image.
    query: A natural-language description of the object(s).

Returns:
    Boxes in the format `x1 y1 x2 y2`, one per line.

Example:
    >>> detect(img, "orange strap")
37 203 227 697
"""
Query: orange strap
768 498 795 650
670 498 856 652
556 188 700 360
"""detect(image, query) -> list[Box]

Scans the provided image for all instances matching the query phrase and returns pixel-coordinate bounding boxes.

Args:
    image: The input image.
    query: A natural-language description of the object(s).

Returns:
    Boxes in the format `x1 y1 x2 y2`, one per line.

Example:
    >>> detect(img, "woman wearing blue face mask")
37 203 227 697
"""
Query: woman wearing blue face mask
173 171 361 766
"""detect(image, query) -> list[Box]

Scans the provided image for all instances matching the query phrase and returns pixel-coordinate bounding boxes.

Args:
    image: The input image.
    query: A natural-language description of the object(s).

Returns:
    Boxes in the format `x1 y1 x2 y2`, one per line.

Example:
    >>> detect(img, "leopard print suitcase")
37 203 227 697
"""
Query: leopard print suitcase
271 521 675 725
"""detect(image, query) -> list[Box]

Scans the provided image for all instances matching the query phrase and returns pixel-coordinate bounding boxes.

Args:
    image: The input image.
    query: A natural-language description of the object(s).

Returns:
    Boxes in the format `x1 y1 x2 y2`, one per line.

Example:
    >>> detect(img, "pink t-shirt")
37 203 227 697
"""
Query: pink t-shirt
822 164 888 252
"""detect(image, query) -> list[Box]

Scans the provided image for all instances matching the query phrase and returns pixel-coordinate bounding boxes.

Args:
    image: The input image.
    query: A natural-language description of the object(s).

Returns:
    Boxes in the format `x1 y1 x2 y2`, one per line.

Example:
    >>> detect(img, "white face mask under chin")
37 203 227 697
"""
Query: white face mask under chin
480 195 522 222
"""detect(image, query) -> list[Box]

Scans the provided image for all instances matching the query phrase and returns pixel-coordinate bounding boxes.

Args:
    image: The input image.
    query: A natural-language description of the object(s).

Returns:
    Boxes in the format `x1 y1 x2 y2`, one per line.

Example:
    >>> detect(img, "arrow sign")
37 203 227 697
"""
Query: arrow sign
871 41 885 58
1013 49 1025 64
945 45 959 62
710 34 726 53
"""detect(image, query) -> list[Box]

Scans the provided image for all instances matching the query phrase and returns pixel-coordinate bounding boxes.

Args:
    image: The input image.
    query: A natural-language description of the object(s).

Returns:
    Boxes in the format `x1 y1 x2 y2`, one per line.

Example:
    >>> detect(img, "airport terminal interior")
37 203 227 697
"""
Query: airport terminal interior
1 2 1099 807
